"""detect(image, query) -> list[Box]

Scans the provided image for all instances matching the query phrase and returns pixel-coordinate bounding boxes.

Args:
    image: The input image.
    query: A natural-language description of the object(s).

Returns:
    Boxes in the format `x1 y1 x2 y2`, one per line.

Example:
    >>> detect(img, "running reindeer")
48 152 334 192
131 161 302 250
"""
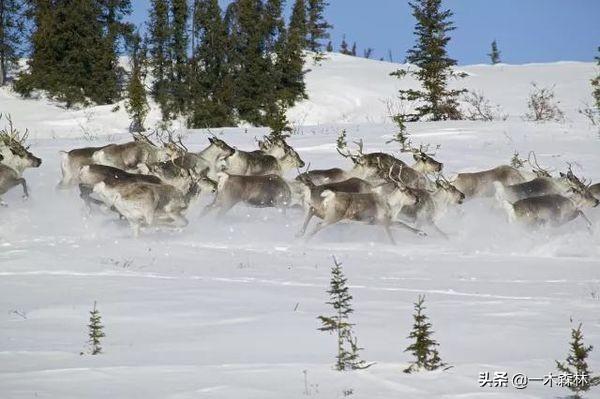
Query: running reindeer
0 115 42 205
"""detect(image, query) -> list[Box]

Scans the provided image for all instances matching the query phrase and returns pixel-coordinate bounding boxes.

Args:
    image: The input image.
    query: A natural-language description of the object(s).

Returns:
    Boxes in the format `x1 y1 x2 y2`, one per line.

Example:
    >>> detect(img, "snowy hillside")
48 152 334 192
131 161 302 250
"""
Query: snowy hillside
1 54 600 399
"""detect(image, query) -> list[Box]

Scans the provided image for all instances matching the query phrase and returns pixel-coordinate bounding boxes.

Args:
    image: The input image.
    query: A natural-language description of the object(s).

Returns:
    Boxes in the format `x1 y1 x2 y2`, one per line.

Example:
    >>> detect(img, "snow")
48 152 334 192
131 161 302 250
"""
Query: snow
1 54 600 398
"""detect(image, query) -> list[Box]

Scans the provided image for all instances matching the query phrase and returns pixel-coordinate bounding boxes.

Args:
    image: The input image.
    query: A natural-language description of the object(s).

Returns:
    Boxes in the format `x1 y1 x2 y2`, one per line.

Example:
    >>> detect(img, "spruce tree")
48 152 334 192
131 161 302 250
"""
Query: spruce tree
87 301 105 355
351 42 357 57
592 47 600 112
393 0 465 121
147 0 171 119
16 0 129 105
318 257 372 371
404 295 446 373
556 323 600 397
168 0 189 117
230 0 271 125
363 48 373 59
326 40 333 52
306 0 331 53
339 35 350 55
188 0 234 128
125 32 149 132
97 0 133 102
0 0 25 86
488 39 501 65
276 0 307 105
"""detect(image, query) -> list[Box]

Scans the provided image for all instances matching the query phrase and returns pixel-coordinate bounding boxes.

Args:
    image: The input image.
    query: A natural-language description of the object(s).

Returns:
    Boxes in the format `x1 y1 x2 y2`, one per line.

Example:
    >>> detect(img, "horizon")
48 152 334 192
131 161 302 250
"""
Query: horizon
128 0 600 65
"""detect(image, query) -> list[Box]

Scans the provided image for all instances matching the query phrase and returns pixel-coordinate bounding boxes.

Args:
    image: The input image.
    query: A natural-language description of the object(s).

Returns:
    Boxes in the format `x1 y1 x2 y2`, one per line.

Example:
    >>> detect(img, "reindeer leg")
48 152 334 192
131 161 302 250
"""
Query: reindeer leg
296 207 316 237
431 221 449 239
383 221 396 245
306 217 339 241
576 210 593 234
392 220 427 237
0 197 6 207
18 178 29 199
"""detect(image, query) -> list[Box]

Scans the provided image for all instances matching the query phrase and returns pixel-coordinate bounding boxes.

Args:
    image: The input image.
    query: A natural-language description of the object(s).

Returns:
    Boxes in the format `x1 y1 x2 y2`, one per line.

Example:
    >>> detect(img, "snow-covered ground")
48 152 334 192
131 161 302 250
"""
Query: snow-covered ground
1 54 600 398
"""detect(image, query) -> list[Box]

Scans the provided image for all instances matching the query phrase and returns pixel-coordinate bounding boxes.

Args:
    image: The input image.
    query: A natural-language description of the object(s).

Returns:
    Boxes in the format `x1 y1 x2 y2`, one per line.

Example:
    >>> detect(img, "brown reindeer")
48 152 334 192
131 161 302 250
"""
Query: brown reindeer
201 172 292 217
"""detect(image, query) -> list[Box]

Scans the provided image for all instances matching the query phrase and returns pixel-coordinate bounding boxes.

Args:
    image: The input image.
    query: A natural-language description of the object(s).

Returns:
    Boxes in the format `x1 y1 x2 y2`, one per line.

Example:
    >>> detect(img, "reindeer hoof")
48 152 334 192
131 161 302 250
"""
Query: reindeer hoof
22 195 29 201
0 202 7 207
417 230 427 237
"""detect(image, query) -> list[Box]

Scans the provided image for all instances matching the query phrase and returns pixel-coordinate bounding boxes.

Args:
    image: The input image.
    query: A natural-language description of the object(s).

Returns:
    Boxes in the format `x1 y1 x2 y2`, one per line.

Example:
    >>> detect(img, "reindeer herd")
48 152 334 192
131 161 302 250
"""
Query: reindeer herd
0 123 599 242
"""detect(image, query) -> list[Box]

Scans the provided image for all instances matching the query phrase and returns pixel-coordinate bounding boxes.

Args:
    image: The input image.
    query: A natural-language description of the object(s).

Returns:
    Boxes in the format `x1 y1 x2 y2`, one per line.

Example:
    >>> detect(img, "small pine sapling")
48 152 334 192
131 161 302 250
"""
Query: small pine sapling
404 295 447 373
510 151 526 169
336 129 348 153
556 323 600 397
87 301 105 355
318 256 372 371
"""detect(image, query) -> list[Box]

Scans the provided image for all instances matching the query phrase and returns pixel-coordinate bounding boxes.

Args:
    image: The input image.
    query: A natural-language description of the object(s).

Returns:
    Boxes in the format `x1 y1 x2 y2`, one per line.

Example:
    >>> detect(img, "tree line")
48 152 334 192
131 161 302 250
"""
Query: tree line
0 0 333 131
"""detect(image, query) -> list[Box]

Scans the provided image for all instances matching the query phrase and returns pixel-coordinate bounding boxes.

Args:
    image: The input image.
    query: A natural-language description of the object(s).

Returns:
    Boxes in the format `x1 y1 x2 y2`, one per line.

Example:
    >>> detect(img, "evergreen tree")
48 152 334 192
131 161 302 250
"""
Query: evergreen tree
339 35 350 55
556 323 600 397
404 295 446 373
188 0 234 128
87 301 105 355
592 47 600 112
168 0 189 117
0 0 25 86
392 0 465 121
16 0 129 105
97 0 134 101
125 32 149 132
230 0 271 125
318 257 372 371
147 0 171 119
326 40 333 52
350 42 357 56
488 39 501 64
276 0 307 105
306 0 331 53
363 48 373 59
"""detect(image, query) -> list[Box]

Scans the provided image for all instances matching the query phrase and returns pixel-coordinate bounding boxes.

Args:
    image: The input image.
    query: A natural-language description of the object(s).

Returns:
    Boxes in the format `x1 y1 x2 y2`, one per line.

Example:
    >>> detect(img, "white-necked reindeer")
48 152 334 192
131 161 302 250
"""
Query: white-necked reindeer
212 137 305 176
0 116 42 204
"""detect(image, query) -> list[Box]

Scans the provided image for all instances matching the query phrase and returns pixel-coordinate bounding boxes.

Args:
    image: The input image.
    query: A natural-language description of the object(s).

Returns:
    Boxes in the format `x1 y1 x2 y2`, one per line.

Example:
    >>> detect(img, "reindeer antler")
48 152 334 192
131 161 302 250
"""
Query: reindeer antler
527 151 551 177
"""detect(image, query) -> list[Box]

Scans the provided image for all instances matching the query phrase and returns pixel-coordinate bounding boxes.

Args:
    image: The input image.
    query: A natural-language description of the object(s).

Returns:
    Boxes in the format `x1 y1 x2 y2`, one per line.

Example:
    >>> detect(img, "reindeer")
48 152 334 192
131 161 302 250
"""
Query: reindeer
397 176 465 238
494 165 593 204
337 139 436 189
201 173 291 217
452 165 526 199
297 168 425 243
257 136 303 162
291 174 374 209
214 137 305 176
0 116 42 174
500 185 599 231
91 133 178 172
78 164 163 210
295 168 353 185
93 179 193 237
58 145 109 188
0 116 42 203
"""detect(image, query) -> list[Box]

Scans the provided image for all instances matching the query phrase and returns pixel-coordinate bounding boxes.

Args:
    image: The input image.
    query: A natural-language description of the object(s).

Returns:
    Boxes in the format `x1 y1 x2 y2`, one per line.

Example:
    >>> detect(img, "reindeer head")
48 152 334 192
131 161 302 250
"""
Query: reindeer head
337 138 365 166
191 167 217 194
402 143 442 173
528 151 552 178
208 136 235 157
380 166 419 208
567 185 599 208
435 175 465 204
0 115 42 170
259 136 303 163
